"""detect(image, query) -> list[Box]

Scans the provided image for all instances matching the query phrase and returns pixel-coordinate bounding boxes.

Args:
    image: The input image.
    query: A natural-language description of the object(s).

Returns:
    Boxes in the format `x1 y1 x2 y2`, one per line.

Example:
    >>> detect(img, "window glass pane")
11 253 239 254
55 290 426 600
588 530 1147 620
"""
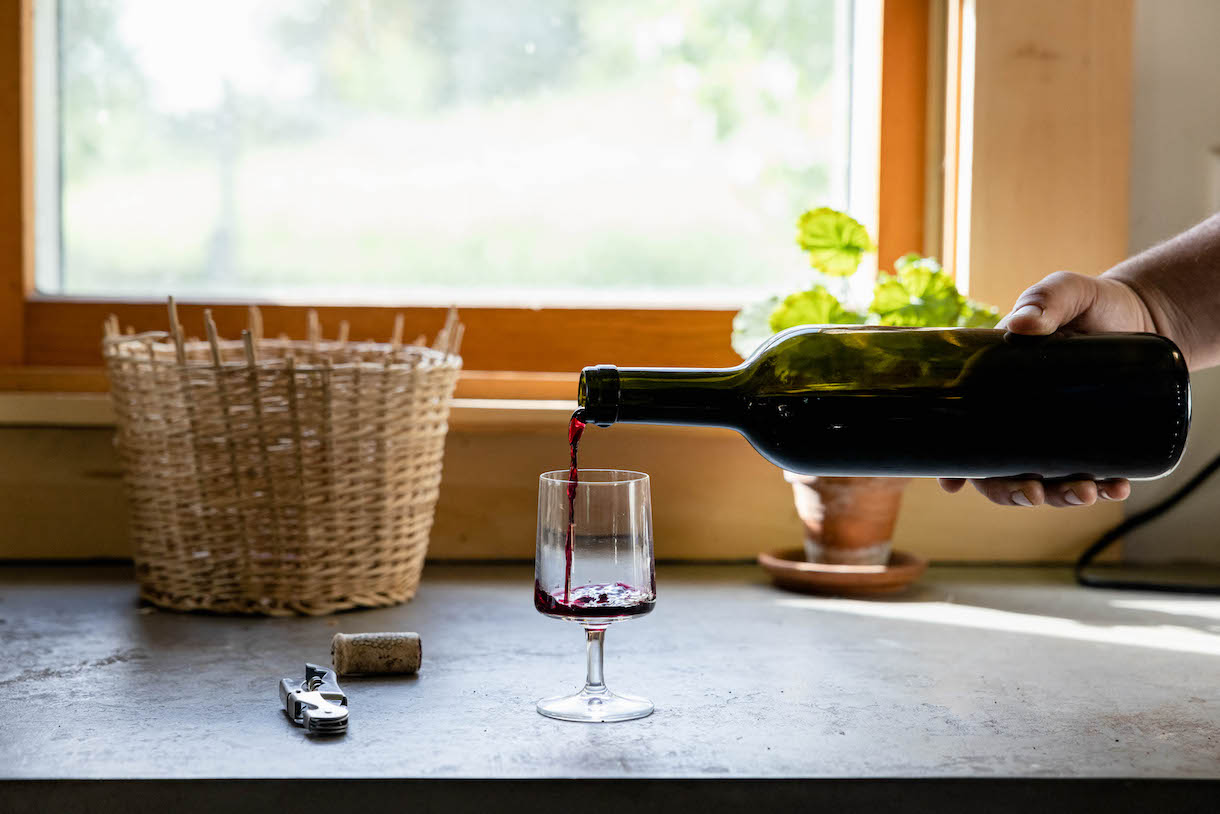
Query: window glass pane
52 0 853 304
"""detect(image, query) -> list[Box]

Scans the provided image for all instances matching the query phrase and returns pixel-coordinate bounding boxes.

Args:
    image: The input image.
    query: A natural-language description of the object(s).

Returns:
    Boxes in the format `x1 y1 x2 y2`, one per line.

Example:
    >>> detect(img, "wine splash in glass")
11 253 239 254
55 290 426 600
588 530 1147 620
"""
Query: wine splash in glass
534 466 656 722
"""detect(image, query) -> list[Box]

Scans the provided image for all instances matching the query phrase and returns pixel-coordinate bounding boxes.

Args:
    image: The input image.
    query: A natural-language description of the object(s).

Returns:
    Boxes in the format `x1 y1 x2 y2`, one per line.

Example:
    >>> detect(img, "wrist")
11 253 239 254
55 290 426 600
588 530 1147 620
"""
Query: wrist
1103 271 1199 365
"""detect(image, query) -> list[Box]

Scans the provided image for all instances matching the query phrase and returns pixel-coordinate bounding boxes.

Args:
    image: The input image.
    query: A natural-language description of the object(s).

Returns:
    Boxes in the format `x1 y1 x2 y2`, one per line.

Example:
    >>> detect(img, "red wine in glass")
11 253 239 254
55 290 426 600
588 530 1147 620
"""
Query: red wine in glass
534 580 655 621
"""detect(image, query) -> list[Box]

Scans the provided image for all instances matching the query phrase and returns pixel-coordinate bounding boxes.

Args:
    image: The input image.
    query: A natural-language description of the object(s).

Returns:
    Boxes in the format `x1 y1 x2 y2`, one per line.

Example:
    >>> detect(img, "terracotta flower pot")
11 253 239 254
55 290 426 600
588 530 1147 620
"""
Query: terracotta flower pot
784 473 912 565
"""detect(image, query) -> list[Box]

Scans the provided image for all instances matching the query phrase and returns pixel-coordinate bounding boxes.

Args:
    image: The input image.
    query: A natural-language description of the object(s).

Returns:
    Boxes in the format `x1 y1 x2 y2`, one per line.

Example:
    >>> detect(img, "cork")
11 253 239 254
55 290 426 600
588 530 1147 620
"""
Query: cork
331 632 422 676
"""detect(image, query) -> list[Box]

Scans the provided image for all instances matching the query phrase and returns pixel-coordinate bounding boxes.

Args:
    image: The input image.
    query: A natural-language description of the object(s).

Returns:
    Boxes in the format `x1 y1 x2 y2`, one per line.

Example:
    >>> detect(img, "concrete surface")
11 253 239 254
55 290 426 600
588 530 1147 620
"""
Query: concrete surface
2 564 1219 809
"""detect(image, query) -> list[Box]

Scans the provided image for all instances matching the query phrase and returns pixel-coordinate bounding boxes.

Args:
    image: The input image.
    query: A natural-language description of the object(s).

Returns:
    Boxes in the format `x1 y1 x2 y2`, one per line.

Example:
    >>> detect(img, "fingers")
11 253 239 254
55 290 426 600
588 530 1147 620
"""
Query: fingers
971 478 1046 507
1044 480 1097 508
997 271 1099 335
938 478 966 493
1097 478 1131 502
959 477 1132 507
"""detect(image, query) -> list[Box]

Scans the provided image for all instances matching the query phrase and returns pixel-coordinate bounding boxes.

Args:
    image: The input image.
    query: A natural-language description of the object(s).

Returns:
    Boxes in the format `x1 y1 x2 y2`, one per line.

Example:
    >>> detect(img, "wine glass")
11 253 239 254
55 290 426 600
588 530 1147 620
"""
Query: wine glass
534 469 655 722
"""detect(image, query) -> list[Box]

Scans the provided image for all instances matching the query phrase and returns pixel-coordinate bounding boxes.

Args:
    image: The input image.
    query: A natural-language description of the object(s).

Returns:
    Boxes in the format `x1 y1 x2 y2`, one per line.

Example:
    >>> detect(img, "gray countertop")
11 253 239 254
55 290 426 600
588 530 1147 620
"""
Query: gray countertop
2 563 1219 811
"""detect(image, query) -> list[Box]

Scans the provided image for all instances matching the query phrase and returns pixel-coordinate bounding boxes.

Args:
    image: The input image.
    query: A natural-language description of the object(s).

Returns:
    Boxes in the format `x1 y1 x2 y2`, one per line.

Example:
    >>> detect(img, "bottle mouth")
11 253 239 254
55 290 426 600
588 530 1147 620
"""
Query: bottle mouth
578 365 619 425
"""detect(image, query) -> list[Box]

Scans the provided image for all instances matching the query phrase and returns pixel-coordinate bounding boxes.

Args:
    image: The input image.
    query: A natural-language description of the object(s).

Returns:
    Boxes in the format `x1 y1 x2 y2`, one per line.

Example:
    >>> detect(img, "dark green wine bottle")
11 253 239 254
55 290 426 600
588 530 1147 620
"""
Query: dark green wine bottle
578 326 1190 479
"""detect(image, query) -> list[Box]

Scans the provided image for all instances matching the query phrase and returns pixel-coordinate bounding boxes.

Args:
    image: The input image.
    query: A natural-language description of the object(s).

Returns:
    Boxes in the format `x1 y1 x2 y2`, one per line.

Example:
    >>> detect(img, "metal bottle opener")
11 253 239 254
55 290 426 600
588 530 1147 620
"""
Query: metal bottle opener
279 663 349 734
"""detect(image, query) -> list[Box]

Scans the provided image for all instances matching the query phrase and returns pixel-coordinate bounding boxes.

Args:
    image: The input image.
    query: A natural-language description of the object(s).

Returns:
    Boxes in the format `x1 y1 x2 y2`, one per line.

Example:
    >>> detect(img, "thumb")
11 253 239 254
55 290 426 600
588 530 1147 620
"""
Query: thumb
997 271 1098 335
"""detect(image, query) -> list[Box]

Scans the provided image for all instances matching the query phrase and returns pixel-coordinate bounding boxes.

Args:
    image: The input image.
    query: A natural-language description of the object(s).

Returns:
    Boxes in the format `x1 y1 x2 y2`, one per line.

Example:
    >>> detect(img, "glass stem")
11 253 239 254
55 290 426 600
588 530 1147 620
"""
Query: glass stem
584 627 606 692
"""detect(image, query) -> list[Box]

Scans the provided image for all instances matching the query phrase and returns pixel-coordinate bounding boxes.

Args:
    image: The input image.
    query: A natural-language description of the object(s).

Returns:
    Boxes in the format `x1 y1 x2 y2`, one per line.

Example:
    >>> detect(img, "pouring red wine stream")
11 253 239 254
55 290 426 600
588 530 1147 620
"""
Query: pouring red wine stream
563 410 585 603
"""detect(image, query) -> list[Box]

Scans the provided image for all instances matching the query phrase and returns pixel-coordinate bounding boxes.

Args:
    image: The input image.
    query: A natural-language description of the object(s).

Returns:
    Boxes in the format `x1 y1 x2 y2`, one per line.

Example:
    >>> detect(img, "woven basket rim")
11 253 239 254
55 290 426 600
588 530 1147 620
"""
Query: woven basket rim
104 332 461 372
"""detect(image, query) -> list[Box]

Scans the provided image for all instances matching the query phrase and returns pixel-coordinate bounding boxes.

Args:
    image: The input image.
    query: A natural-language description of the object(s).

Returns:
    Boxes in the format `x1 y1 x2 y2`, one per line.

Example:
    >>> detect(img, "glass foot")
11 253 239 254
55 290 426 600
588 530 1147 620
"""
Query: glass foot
536 686 654 722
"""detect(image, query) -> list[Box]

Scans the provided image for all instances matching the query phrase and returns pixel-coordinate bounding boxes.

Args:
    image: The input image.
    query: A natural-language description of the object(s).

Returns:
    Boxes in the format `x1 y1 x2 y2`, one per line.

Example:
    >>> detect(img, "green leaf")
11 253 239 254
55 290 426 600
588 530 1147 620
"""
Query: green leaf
893 253 942 275
958 299 1001 328
768 286 865 333
869 261 965 327
731 296 781 359
795 207 875 277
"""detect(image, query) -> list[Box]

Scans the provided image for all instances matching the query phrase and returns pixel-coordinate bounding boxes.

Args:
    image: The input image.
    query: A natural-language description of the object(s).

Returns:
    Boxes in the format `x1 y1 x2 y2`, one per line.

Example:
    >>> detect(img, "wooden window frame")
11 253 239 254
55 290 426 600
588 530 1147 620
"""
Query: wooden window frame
1 0 929 397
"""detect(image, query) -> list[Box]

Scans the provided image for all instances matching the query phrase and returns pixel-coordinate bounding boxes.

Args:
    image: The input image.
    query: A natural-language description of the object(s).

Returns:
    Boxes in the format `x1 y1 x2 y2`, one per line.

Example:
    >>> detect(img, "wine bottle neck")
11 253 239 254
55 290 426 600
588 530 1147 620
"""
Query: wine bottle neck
579 364 743 427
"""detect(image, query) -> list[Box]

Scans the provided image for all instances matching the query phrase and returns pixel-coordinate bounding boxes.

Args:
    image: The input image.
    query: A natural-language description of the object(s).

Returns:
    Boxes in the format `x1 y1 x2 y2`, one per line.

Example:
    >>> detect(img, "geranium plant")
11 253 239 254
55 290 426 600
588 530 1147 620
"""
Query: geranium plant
732 207 1000 358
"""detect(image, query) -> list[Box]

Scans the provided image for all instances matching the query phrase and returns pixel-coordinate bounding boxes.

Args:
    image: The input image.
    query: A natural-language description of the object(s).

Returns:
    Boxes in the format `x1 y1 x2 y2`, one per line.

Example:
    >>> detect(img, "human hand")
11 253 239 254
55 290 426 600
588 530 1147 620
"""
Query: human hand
939 271 1155 507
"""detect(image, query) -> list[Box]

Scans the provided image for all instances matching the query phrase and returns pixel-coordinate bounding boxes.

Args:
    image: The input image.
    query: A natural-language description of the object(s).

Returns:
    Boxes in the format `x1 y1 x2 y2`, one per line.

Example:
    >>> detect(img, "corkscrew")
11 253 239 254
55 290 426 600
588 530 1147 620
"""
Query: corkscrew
279 663 349 734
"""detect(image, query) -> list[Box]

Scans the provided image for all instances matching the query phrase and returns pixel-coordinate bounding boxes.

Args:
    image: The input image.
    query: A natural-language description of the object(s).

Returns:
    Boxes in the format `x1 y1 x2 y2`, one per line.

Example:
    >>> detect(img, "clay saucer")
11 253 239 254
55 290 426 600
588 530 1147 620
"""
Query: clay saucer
757 548 927 597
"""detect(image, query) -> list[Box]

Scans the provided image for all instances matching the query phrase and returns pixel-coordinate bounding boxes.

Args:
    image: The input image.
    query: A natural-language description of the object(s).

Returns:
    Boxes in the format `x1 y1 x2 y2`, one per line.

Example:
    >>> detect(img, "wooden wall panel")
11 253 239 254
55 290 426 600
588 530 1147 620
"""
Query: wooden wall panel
0 420 1122 563
960 0 1133 309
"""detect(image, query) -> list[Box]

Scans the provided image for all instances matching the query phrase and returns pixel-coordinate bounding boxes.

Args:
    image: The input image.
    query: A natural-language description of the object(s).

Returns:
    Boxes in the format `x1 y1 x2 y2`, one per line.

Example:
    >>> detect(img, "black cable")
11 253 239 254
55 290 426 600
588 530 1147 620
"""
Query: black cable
1075 449 1220 594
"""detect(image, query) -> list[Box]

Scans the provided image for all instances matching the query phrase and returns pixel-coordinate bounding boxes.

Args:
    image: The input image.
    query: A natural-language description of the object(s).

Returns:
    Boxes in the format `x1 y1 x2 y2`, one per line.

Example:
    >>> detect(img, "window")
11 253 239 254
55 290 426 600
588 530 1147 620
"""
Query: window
6 0 927 378
42 0 861 307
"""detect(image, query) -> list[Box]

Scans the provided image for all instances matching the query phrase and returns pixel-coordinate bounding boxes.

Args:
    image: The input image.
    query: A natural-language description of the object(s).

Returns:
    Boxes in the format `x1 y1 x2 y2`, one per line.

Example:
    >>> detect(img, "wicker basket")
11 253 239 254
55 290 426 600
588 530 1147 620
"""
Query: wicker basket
103 302 464 616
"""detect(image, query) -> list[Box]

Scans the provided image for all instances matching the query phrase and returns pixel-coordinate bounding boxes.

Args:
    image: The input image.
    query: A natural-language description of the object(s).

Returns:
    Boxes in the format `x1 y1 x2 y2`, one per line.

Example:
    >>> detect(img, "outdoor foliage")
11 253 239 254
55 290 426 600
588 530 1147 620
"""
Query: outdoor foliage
57 0 845 298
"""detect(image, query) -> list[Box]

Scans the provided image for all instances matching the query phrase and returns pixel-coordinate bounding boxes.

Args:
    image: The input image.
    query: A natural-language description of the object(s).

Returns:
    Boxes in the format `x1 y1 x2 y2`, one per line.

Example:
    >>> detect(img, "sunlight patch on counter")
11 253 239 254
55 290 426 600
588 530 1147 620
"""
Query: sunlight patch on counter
775 596 1220 656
